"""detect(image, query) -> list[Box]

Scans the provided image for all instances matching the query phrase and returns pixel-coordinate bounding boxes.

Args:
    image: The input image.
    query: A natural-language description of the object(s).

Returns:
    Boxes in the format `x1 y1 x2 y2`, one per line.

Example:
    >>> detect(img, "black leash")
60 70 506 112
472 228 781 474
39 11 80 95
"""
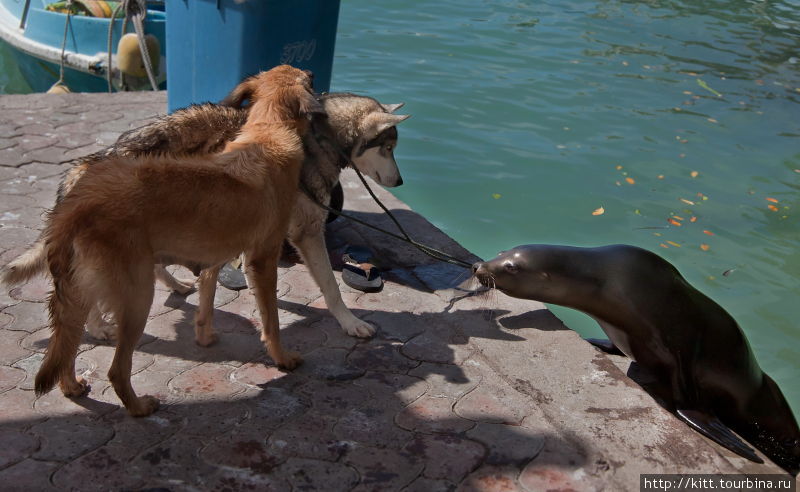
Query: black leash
299 155 474 270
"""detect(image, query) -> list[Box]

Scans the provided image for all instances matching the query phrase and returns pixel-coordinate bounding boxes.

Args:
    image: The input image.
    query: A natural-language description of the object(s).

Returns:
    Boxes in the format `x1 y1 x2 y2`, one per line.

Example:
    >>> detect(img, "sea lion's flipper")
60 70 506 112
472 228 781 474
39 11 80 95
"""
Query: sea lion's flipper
585 338 625 356
676 409 763 463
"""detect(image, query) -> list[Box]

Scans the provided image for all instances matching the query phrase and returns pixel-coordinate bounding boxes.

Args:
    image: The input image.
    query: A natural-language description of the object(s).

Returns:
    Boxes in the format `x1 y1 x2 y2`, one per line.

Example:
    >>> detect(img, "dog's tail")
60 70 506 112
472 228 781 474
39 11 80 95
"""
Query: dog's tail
1 237 48 286
34 212 87 396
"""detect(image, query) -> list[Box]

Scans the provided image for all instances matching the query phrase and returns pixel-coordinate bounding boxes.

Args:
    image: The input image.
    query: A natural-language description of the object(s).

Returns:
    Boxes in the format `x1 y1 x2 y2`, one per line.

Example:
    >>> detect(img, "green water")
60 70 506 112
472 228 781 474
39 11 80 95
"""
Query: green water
331 0 800 414
1 1 797 415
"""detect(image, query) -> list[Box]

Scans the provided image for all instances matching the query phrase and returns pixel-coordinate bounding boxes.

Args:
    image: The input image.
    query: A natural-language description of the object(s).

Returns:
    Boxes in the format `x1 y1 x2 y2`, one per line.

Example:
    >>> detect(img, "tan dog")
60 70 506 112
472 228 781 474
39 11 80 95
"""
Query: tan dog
35 65 320 417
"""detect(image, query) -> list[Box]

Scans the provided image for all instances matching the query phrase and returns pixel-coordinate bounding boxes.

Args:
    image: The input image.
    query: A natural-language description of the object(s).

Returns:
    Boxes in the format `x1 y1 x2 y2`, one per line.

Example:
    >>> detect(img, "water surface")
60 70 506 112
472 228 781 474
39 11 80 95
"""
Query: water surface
332 0 800 414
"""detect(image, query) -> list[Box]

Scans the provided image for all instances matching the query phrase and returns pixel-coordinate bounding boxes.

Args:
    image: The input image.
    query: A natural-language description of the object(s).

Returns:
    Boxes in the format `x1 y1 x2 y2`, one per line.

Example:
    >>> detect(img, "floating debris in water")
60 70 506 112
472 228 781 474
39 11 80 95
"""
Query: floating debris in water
700 244 710 251
625 177 635 185
492 193 502 199
703 230 714 236
697 79 722 97
592 206 605 216
690 170 699 178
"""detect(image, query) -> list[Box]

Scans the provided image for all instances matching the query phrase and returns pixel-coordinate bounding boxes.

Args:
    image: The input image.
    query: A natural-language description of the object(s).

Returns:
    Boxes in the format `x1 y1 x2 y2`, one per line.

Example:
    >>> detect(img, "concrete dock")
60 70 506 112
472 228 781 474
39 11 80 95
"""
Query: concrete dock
0 92 788 491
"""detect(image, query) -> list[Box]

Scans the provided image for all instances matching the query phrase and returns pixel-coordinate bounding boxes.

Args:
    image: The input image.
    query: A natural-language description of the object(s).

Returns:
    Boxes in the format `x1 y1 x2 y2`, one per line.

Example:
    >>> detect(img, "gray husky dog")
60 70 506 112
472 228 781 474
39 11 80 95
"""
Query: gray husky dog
3 92 410 343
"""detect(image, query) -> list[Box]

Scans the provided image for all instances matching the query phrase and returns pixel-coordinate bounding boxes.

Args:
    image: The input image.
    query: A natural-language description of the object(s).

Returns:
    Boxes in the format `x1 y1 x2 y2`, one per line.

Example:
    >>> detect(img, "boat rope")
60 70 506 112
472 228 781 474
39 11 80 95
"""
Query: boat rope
55 0 73 87
299 147 474 270
106 0 159 92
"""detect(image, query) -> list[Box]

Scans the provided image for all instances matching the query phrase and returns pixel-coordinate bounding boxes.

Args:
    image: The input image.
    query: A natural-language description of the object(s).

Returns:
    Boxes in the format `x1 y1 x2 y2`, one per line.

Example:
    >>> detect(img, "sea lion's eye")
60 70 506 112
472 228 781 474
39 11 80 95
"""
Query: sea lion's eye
503 262 518 274
386 145 393 153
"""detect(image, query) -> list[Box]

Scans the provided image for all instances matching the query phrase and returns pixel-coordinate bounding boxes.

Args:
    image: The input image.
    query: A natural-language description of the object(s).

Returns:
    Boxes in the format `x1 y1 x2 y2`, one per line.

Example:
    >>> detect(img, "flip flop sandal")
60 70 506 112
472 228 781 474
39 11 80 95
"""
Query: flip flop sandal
341 262 383 293
218 261 248 291
342 245 383 293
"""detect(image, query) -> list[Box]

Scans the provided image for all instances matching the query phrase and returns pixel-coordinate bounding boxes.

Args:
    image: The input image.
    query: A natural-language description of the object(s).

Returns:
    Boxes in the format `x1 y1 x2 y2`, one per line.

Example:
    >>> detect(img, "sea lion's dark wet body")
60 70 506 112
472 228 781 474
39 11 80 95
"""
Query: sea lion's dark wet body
473 244 799 475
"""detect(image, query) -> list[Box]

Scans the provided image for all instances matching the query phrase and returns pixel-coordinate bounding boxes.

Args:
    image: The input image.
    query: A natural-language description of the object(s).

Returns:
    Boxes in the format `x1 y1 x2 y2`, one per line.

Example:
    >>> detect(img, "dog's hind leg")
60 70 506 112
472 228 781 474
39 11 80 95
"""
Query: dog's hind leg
106 264 159 417
291 231 375 338
36 276 90 398
245 246 302 370
194 265 221 347
154 264 195 295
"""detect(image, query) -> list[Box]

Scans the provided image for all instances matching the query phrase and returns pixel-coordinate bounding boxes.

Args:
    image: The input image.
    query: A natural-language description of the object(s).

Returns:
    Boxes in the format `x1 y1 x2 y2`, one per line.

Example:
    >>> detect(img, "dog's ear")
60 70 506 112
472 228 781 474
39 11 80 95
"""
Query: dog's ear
293 87 325 119
362 112 411 139
220 77 256 108
380 102 405 113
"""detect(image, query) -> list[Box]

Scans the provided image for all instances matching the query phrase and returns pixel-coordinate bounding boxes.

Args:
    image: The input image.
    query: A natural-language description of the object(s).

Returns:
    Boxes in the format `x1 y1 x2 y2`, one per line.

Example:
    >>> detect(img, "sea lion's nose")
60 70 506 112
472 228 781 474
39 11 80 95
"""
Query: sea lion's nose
472 262 482 274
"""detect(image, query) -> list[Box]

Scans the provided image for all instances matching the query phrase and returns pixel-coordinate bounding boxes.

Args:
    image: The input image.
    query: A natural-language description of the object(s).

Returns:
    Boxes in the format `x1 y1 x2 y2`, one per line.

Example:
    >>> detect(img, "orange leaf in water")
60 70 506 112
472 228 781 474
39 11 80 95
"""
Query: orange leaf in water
660 243 669 249
766 197 778 203
690 171 699 178
616 165 623 170
700 244 710 251
667 241 681 248
592 207 605 216
625 177 635 185
658 174 665 179
668 219 682 227
703 230 714 236
690 216 698 223
673 216 685 221
768 205 779 212
680 198 695 205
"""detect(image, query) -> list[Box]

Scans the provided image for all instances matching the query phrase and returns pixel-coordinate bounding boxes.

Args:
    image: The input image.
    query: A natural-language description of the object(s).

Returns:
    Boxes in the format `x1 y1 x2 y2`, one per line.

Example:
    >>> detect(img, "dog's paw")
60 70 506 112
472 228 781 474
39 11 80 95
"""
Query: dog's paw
128 395 160 417
60 375 90 398
343 319 376 338
194 332 219 347
172 278 196 295
274 350 303 370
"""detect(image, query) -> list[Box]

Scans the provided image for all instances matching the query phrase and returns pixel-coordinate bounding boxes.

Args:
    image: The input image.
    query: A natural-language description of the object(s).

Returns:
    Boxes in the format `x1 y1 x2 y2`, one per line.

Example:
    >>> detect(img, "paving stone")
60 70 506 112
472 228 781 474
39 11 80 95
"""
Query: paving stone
347 339 419 374
11 352 43 390
281 267 325 305
334 403 415 448
345 446 423 491
203 467 290 492
297 379 365 417
245 386 311 431
0 388 41 425
34 380 118 417
395 396 475 434
232 362 289 388
402 327 474 365
273 457 359 492
357 370 428 404
168 363 243 400
0 365 26 393
311 316 360 350
0 329 31 366
466 422 546 466
51 444 146 491
454 376 529 425
404 434 486 482
402 477 457 492
265 411 348 461
6 279 50 310
459 465 524 492
131 435 219 489
294 347 365 381
0 428 40 468
365 311 426 342
30 415 114 462
3 301 50 332
408 361 482 399
76 344 154 381
201 430 282 474
0 458 60 491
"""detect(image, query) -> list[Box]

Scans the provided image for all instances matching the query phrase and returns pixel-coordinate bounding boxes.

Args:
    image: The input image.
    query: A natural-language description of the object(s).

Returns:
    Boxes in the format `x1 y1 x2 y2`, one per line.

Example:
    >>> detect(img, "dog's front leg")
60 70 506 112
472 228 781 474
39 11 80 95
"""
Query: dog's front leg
291 231 375 338
245 247 302 369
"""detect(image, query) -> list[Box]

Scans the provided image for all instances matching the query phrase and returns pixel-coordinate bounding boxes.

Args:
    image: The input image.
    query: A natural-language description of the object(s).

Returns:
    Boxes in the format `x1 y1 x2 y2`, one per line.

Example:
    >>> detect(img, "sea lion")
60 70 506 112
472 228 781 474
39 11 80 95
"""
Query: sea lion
472 244 800 475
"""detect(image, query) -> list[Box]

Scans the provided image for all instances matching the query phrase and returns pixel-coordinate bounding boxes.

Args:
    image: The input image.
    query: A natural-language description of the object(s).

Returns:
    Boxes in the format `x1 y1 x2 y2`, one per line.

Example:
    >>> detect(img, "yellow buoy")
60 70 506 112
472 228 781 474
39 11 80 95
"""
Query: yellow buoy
46 81 71 94
117 32 160 78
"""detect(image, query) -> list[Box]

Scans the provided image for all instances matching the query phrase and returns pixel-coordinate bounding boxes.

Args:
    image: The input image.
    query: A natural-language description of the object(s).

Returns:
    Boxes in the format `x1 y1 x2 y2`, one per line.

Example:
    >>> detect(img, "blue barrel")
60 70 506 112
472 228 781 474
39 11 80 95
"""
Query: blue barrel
166 0 340 112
